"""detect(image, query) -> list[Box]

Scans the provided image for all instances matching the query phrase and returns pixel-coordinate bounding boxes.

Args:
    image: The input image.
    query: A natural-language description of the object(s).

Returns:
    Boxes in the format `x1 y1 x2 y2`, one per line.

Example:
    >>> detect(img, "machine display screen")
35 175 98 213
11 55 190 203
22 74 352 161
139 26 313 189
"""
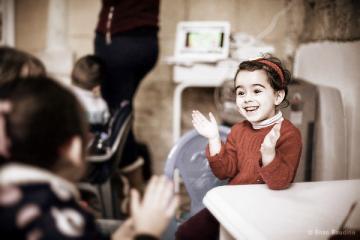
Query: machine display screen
174 22 230 62
182 27 225 54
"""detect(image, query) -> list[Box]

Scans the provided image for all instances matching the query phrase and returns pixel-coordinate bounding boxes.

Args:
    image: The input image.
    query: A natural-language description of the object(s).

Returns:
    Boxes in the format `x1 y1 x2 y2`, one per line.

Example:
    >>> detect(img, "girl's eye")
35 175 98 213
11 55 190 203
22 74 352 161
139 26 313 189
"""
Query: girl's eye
237 91 245 96
254 89 262 94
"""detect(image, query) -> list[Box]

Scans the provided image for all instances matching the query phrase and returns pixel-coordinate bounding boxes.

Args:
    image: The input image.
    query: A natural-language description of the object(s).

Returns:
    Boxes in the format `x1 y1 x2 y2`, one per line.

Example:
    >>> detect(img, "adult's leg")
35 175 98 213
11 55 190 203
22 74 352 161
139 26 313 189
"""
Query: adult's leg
94 30 158 176
94 31 158 109
176 208 219 240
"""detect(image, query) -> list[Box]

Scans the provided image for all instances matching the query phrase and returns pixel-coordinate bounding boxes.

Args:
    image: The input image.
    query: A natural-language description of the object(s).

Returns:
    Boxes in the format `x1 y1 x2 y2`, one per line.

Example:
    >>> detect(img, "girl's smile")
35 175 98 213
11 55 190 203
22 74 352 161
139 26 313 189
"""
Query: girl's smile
235 70 284 124
243 106 259 112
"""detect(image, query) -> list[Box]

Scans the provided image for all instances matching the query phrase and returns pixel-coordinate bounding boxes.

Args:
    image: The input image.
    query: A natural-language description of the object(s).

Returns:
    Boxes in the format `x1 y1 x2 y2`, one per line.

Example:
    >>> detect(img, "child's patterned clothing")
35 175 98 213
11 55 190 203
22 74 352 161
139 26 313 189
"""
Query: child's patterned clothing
0 164 105 239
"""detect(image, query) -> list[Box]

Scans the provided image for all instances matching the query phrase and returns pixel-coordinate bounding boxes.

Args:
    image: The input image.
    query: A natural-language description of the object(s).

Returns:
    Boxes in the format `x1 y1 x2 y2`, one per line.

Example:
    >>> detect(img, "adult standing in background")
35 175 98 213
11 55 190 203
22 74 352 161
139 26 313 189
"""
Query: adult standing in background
94 0 160 186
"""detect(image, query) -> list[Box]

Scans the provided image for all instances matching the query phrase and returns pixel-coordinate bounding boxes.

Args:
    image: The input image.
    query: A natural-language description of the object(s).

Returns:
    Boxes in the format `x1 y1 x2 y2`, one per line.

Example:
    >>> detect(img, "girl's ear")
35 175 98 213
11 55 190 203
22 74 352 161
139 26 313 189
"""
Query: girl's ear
59 136 83 167
275 90 285 106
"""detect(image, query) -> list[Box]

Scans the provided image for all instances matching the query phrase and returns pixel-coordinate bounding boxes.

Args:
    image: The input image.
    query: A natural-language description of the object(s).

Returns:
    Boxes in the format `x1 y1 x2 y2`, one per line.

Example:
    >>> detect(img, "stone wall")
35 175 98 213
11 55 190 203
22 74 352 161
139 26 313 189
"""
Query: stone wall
301 0 360 42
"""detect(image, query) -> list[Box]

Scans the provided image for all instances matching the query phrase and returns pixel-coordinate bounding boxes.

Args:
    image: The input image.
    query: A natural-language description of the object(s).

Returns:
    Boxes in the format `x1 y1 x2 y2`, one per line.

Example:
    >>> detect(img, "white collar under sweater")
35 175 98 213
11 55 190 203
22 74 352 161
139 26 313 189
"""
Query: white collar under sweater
0 163 80 200
250 111 284 129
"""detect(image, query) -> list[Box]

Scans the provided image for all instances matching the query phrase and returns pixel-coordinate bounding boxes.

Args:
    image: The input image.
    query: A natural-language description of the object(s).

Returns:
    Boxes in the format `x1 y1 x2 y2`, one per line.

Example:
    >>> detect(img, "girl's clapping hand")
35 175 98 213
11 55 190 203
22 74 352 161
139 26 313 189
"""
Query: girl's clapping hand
260 122 282 166
192 110 219 140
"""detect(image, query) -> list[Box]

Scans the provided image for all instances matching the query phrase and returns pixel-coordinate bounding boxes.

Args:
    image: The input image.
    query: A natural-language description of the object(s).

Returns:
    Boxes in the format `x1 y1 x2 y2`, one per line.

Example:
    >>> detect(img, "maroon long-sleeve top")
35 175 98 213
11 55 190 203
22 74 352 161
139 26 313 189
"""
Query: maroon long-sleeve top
96 0 160 35
206 119 302 190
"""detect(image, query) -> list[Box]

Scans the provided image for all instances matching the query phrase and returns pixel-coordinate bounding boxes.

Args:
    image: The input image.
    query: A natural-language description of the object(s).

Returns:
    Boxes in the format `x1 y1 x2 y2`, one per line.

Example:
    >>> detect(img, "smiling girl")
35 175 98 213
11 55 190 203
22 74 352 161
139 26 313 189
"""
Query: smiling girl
176 55 302 240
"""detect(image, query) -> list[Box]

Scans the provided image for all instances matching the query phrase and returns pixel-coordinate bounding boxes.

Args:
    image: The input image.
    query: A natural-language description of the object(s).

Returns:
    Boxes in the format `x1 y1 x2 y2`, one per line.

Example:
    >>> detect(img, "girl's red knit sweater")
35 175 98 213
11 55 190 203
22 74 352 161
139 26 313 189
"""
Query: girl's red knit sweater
206 119 302 190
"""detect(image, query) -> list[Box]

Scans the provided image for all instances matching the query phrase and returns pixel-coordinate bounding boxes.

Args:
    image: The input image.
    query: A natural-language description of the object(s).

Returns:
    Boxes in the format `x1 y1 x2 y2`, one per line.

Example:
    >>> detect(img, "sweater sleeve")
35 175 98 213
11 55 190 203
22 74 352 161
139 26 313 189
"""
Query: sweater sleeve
205 126 239 180
258 127 302 190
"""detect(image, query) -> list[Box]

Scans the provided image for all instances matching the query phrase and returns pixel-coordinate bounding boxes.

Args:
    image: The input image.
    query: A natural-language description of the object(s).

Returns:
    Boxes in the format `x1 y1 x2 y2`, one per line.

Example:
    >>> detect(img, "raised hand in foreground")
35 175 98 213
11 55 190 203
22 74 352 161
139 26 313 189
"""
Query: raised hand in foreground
131 175 179 238
112 175 179 240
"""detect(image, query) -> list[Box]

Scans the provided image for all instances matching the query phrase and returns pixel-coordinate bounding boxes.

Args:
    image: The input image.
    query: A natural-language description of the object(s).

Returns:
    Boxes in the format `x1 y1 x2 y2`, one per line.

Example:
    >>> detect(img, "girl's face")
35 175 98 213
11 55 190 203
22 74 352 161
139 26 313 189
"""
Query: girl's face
235 70 284 124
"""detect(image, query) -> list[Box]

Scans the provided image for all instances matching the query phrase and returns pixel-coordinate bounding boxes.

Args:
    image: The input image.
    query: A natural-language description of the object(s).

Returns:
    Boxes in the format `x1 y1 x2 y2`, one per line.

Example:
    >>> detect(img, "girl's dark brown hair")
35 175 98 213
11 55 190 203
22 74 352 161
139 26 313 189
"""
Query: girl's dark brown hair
234 55 292 107
2 76 88 172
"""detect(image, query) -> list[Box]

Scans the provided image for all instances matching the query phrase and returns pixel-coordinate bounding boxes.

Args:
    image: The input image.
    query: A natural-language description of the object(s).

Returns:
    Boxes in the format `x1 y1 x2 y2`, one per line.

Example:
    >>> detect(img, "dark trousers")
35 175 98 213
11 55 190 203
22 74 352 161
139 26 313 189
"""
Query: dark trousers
94 28 158 168
176 208 219 240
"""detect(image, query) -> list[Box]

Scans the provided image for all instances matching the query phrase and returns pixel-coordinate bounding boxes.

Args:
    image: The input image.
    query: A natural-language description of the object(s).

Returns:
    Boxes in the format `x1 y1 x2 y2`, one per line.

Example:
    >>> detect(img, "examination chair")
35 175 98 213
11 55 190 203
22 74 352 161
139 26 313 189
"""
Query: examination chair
79 101 133 219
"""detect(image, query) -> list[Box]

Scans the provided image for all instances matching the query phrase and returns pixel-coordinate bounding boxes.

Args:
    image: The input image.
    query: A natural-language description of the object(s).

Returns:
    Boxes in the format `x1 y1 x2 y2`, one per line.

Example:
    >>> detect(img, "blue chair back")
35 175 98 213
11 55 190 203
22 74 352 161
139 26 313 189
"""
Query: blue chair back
164 126 230 216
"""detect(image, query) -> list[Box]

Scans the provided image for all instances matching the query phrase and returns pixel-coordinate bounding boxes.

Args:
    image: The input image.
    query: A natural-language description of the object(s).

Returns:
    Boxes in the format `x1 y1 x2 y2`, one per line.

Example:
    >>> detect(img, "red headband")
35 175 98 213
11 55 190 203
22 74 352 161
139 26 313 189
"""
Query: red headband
255 59 285 88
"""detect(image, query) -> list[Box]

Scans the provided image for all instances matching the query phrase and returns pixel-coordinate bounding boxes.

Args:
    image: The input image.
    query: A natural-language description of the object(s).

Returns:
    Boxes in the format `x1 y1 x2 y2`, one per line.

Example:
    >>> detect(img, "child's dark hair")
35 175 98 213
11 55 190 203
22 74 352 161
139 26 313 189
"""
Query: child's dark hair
1 76 88 171
0 47 29 86
71 55 105 90
26 54 46 77
234 55 292 107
